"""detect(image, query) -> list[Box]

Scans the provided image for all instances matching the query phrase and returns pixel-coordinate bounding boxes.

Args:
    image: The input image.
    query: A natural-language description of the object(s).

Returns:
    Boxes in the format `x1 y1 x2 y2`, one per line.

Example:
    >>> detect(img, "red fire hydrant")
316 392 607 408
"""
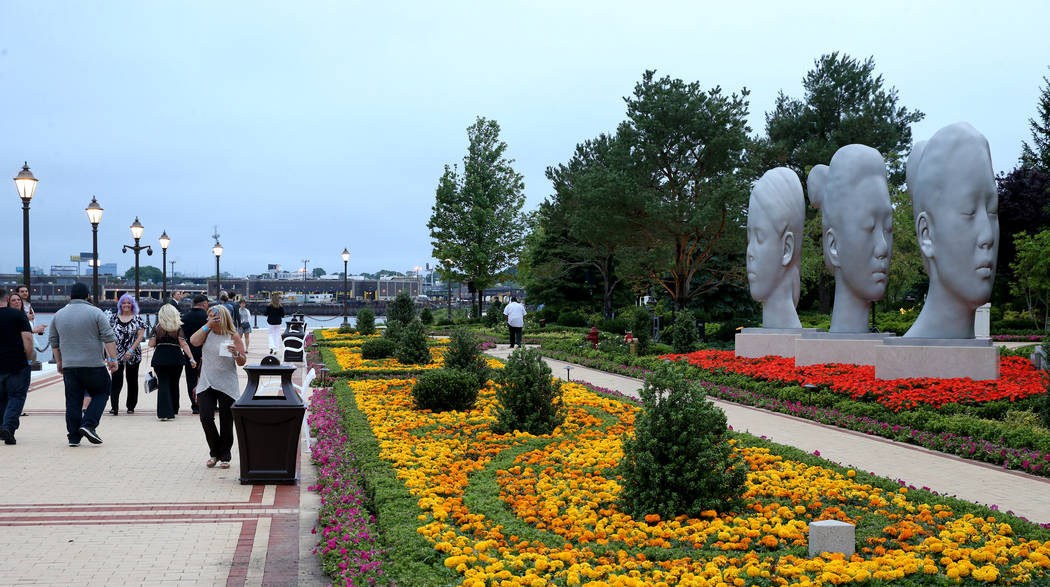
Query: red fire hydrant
586 326 600 349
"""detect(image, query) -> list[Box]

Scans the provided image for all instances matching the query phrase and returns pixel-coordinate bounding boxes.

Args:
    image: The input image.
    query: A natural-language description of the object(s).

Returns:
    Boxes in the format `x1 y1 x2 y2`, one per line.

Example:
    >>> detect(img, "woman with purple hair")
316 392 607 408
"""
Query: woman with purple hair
108 293 146 415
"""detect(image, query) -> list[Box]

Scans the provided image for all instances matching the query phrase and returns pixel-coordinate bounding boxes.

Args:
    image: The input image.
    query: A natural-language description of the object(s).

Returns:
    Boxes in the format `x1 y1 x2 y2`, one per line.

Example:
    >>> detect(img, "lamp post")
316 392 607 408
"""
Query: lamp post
170 259 176 280
302 258 309 284
122 217 153 302
159 231 170 301
14 162 38 290
86 197 104 305
213 241 223 297
341 248 350 325
444 258 453 320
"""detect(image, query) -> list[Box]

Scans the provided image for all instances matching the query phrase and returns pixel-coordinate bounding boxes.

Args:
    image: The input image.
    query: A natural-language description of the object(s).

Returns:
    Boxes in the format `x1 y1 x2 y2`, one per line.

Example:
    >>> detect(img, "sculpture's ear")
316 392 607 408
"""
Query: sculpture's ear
916 211 934 259
780 231 794 267
825 228 840 268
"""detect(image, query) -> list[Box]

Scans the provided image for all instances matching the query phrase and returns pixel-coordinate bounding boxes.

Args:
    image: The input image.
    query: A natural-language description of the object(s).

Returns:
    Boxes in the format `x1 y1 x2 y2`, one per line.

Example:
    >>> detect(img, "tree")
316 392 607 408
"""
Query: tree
429 117 527 318
123 265 163 283
387 290 416 326
1021 68 1050 173
617 71 754 311
1009 230 1050 332
994 167 1050 305
312 267 327 278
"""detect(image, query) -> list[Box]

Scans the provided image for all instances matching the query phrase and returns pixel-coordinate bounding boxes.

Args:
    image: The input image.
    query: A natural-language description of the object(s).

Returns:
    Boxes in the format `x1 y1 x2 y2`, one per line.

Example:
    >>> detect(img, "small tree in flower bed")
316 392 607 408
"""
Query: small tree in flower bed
355 308 376 335
493 348 565 435
412 368 479 412
618 363 745 518
395 319 432 365
360 337 396 359
672 310 700 354
387 290 416 326
442 327 490 384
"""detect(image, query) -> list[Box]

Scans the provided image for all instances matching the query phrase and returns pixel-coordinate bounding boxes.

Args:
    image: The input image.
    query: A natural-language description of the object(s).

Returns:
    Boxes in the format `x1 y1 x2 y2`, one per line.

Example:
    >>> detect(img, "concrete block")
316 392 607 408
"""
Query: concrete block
974 303 991 339
808 520 855 557
875 339 999 381
794 333 895 366
735 328 820 359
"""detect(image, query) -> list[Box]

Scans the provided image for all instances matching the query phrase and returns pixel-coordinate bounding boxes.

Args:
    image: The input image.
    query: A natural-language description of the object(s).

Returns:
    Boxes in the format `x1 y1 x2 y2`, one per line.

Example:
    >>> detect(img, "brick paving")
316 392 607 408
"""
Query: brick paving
0 326 327 586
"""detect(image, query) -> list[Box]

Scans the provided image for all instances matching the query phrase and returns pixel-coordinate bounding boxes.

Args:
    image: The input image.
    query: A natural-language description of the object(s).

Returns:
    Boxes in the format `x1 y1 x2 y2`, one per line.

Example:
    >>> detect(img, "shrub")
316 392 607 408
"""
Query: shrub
618 363 746 518
493 348 565 435
599 316 630 335
443 327 490 383
625 307 651 353
360 338 396 359
355 308 376 335
383 320 403 343
388 290 416 326
557 310 587 327
419 307 434 325
672 311 700 354
484 301 504 328
337 322 355 334
411 369 479 412
436 317 454 327
396 319 432 365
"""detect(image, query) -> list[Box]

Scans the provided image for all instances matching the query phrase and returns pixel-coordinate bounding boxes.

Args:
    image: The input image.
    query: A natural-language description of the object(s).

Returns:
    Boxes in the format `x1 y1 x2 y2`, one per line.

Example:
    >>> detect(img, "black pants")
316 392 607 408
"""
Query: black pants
64 366 110 444
508 326 523 348
198 388 235 461
184 350 201 412
110 361 140 411
154 365 183 419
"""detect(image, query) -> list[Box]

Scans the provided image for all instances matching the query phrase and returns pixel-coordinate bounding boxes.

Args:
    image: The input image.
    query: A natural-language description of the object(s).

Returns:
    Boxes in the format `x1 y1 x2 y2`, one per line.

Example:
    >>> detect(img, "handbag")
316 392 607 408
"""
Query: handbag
145 370 158 393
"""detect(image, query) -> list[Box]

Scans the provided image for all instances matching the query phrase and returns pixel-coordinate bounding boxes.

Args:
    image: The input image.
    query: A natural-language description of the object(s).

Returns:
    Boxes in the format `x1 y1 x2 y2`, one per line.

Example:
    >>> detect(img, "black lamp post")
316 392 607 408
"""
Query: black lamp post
122 217 153 302
213 241 223 297
444 258 453 320
158 231 170 301
341 248 350 325
14 163 38 291
86 197 104 305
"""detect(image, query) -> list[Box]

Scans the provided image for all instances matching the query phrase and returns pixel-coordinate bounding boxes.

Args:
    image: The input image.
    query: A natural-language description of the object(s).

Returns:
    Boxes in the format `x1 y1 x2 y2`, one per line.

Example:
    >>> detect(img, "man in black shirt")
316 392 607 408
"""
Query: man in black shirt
0 287 35 445
180 294 209 414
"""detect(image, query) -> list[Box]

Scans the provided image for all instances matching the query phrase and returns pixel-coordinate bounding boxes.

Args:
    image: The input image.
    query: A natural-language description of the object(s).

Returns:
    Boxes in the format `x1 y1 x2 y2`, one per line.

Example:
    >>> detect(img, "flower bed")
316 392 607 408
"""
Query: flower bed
664 350 1045 411
324 368 1050 585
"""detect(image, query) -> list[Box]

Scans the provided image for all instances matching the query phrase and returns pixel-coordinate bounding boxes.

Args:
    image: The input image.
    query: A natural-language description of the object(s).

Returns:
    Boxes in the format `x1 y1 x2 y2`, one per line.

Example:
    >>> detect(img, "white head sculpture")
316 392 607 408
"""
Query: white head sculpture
808 145 893 333
904 122 999 338
747 167 805 329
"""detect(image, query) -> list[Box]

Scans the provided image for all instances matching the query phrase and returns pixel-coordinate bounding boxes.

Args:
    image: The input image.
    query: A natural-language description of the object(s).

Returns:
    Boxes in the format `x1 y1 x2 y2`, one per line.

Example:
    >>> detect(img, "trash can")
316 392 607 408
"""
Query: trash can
231 356 305 484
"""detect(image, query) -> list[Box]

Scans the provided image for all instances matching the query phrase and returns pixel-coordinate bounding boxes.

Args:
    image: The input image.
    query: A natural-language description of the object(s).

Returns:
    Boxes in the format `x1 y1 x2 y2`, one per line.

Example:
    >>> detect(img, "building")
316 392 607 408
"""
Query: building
207 276 420 301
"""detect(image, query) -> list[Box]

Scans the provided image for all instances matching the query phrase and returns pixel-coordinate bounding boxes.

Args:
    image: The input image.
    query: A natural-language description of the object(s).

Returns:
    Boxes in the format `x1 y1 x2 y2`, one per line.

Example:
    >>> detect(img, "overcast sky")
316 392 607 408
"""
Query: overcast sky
2 1 1048 278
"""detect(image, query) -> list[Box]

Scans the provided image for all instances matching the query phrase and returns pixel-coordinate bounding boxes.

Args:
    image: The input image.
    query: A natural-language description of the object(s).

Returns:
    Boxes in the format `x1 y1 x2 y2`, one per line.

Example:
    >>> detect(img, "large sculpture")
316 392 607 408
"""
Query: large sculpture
904 122 999 338
808 145 893 333
746 167 805 329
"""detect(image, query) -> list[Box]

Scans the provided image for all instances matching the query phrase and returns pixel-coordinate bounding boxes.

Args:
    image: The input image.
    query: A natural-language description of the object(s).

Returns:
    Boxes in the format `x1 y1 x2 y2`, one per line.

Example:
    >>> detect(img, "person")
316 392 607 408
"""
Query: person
108 294 146 415
166 290 185 308
16 285 45 334
264 292 285 354
746 167 806 329
219 291 237 321
150 304 196 420
8 293 46 335
189 305 247 468
237 299 252 348
181 294 209 414
503 297 527 348
808 145 893 333
0 288 34 445
49 282 118 447
904 122 999 339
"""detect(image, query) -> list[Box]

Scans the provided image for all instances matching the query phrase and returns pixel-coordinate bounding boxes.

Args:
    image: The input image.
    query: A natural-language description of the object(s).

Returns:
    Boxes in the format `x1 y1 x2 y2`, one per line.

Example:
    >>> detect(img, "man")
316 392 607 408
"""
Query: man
503 297 527 348
49 283 118 447
219 291 237 321
181 294 210 414
0 288 34 445
17 285 46 335
166 290 185 308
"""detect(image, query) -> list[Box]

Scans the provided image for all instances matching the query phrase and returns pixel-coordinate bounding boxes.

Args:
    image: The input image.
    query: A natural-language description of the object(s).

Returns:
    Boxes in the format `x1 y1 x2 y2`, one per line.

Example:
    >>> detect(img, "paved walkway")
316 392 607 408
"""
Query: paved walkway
486 345 1050 526
0 328 327 586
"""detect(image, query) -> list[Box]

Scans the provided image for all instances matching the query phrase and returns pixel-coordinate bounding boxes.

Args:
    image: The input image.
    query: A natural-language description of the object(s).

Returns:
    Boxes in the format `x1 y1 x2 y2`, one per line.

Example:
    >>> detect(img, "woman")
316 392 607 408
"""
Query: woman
7 294 46 334
150 304 196 421
264 292 284 354
189 305 247 468
238 299 252 349
109 294 146 415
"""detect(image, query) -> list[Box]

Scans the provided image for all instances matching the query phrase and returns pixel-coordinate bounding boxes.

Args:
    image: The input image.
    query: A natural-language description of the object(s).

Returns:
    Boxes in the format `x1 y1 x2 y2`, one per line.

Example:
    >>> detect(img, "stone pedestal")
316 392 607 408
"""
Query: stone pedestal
975 303 991 339
808 520 855 557
794 332 896 367
875 338 999 380
735 328 821 359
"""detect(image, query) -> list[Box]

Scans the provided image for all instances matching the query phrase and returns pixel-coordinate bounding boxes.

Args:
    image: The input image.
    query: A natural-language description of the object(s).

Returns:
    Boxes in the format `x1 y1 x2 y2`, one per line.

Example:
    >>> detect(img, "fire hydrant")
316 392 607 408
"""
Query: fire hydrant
625 331 637 355
586 326 600 349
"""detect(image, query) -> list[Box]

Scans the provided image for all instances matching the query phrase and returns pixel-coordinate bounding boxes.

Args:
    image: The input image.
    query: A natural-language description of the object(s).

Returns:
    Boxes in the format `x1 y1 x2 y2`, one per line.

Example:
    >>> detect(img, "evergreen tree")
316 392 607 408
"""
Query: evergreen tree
387 290 415 326
1021 68 1050 173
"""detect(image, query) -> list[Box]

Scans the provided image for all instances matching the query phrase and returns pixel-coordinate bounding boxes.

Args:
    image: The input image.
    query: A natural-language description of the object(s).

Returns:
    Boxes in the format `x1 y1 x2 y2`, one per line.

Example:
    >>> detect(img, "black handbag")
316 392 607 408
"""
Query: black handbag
145 370 158 393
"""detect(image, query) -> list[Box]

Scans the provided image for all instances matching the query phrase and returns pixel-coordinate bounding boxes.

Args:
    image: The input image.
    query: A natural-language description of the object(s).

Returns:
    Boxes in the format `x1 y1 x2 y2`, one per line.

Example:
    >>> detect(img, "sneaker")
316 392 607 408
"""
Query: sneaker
127 409 135 414
0 429 14 445
68 442 80 447
78 426 103 444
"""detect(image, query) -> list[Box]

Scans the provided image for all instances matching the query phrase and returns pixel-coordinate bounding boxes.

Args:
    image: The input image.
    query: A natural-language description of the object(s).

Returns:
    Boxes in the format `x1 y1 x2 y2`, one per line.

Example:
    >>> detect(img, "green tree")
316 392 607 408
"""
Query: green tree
884 188 925 309
994 167 1050 305
1009 230 1050 332
387 290 415 326
123 265 164 284
1021 68 1050 173
355 307 376 335
429 117 526 318
312 267 327 278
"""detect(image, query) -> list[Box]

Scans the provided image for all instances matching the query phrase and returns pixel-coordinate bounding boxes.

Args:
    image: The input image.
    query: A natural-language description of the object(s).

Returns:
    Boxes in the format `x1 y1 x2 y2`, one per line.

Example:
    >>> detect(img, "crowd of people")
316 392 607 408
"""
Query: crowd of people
0 283 272 469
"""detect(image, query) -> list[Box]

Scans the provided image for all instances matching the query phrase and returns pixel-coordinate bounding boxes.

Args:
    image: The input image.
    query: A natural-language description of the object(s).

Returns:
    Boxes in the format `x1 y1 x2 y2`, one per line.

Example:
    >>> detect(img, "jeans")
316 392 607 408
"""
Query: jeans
0 366 31 433
198 388 235 461
63 366 111 443
154 364 183 419
110 361 140 411
508 325 523 348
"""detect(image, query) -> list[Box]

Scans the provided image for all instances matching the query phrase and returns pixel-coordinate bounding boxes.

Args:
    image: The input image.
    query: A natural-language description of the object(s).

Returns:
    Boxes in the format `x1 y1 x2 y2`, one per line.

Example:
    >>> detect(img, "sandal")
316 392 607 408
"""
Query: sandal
219 461 231 469
206 457 218 468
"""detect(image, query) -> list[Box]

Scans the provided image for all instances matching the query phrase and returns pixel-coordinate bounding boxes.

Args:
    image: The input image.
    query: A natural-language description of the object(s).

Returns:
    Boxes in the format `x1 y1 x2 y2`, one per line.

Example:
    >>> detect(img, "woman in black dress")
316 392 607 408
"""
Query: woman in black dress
150 305 196 420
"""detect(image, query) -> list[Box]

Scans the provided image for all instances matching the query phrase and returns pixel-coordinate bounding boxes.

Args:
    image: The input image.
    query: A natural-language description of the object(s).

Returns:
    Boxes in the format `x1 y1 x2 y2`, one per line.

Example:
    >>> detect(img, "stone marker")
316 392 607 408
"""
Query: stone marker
808 520 855 557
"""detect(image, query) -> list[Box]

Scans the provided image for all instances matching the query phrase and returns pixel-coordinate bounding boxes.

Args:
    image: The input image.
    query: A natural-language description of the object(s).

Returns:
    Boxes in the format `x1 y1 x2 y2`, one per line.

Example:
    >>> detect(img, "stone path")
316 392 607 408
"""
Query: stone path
0 327 327 586
486 345 1050 526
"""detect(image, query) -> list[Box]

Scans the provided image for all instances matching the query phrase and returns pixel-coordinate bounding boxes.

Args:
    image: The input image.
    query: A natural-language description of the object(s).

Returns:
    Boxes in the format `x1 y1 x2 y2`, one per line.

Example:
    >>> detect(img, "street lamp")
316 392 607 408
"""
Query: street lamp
302 258 309 284
213 241 224 296
14 162 38 291
444 258 453 320
341 248 350 324
122 217 153 302
85 197 104 305
158 231 171 301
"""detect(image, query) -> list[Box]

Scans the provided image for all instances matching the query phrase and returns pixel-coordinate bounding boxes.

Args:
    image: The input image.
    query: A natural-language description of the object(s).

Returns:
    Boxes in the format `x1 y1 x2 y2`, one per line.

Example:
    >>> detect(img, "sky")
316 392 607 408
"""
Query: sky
2 0 1048 278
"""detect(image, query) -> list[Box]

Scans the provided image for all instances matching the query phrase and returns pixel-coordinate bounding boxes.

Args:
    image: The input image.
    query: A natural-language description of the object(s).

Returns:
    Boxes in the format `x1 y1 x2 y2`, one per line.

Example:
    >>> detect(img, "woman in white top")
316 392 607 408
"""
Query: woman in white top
189 305 247 468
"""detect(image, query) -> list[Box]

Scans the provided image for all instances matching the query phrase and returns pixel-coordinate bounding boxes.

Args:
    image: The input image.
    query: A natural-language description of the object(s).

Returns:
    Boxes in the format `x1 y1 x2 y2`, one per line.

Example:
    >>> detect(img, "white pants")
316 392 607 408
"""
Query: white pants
267 324 282 351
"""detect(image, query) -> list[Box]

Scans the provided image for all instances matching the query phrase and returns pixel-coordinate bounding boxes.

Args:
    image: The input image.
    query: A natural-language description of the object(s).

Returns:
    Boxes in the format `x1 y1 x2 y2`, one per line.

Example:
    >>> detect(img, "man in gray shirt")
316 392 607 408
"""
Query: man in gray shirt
49 283 118 446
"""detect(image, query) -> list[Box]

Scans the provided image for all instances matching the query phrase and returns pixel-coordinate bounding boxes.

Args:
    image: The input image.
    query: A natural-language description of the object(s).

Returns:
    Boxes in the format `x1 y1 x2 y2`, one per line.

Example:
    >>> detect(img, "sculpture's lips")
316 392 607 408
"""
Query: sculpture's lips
976 264 993 278
872 271 888 282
